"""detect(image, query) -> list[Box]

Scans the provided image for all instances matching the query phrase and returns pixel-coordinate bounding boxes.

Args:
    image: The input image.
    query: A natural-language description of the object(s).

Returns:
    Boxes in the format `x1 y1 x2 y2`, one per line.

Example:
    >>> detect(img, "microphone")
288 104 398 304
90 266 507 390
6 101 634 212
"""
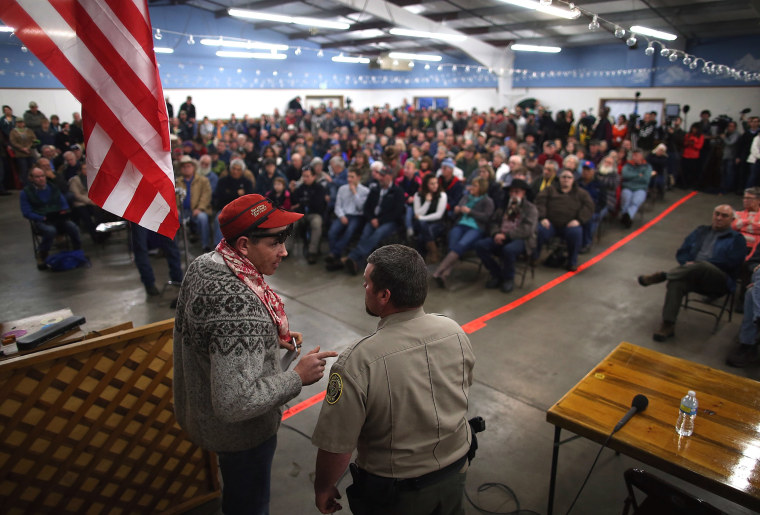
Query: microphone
613 394 649 433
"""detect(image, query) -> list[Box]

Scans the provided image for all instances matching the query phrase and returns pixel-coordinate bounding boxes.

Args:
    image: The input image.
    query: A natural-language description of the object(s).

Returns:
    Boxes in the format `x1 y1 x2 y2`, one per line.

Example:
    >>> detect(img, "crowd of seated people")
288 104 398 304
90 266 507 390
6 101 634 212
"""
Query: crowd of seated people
7 99 760 362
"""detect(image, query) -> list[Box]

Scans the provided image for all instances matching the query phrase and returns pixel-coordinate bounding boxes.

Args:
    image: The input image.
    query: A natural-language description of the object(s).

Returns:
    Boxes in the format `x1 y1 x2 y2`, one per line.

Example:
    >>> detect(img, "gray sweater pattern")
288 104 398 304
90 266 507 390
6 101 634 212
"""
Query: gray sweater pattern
173 253 302 452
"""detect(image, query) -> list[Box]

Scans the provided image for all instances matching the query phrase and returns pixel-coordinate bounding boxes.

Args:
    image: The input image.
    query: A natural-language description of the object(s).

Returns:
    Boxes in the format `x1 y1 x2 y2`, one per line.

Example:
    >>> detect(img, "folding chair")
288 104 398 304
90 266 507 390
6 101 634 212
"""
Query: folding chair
622 468 722 515
681 289 735 334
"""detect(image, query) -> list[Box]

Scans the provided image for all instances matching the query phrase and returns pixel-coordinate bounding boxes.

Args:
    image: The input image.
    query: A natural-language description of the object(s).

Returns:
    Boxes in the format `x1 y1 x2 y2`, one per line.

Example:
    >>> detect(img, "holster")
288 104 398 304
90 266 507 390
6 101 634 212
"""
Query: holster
346 462 398 515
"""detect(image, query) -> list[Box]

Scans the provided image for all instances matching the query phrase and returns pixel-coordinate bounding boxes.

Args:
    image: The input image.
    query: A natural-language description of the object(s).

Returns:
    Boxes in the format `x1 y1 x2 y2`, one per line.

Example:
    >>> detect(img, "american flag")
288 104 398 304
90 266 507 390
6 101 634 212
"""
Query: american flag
1 0 179 238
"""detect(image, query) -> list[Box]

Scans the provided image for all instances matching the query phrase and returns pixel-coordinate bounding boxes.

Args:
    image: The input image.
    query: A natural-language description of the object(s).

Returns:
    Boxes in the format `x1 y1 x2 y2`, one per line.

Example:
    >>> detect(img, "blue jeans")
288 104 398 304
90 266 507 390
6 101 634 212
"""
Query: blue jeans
192 211 212 248
536 222 583 267
348 221 399 263
15 156 34 186
327 215 363 256
130 223 183 287
217 435 277 515
214 211 223 246
34 218 82 254
404 205 414 231
447 224 484 255
720 158 736 194
475 236 526 280
739 268 760 346
413 219 445 244
582 207 607 248
620 188 647 219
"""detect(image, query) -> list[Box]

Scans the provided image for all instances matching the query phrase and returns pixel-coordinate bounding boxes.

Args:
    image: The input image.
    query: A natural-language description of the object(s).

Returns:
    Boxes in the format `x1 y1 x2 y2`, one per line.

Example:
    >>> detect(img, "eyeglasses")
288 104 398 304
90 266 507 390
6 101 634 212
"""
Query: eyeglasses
560 175 574 179
713 211 731 218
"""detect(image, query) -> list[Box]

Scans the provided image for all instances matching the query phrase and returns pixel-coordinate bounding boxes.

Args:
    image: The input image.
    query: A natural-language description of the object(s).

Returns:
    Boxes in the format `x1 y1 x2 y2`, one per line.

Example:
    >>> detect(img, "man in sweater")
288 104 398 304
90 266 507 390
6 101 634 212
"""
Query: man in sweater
638 204 746 341
174 194 337 515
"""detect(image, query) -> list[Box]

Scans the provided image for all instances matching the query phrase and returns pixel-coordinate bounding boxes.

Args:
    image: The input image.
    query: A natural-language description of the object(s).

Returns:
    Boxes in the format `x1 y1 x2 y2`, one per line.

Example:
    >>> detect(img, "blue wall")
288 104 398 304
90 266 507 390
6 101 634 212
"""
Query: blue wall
2 5 757 90
513 35 760 88
0 5 496 90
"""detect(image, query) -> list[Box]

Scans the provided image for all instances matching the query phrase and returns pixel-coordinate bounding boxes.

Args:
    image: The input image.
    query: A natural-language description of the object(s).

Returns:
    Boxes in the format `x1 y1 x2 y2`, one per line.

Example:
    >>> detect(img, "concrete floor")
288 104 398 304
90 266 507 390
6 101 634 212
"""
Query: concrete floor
1 190 757 515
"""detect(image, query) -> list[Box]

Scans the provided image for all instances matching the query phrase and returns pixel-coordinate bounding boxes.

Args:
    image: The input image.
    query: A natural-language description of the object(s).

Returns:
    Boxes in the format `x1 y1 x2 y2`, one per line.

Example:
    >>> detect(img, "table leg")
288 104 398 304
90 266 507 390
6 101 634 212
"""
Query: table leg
548 425 561 515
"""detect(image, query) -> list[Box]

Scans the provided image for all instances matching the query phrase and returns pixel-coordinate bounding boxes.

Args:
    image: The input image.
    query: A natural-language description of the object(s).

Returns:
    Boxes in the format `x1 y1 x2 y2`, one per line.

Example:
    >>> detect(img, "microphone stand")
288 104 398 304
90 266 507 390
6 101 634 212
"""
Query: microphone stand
175 188 192 270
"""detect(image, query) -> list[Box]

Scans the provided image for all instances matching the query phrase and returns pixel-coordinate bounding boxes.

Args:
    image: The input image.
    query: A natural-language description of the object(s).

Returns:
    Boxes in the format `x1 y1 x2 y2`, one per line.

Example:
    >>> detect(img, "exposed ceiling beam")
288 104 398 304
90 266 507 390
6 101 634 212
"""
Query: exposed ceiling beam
452 1 743 37
321 35 398 49
289 20 390 40
331 0 512 71
251 6 357 30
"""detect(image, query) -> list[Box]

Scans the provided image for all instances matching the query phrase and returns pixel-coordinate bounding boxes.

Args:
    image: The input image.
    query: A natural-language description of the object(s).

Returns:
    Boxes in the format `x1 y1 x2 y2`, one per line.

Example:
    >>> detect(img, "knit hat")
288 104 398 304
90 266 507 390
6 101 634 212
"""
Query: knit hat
441 158 455 168
219 194 302 240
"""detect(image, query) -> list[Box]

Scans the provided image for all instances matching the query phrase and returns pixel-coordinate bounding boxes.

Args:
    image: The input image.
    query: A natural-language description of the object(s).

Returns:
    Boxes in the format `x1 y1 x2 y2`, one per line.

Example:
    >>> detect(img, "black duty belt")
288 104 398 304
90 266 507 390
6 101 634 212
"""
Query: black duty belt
357 454 468 492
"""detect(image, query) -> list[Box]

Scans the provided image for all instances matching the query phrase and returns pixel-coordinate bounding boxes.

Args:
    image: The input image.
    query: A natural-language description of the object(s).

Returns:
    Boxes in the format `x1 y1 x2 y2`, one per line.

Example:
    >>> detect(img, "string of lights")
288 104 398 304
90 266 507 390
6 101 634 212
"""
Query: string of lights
1 1 758 84
548 0 759 83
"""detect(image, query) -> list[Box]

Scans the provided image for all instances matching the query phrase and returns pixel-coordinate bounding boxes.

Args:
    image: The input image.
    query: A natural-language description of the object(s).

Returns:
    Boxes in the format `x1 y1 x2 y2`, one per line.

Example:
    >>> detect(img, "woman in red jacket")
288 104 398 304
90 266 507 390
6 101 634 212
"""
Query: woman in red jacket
680 123 704 189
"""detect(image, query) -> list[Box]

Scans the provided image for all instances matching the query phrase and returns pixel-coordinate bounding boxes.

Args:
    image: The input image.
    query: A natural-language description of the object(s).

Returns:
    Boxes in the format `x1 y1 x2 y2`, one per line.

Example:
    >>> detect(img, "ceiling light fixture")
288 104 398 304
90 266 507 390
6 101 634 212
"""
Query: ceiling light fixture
629 25 677 41
215 50 287 60
154 47 174 54
200 38 288 51
387 51 442 62
228 8 350 30
389 28 466 43
588 15 599 31
332 54 370 63
511 43 561 53
0 25 14 33
496 0 581 20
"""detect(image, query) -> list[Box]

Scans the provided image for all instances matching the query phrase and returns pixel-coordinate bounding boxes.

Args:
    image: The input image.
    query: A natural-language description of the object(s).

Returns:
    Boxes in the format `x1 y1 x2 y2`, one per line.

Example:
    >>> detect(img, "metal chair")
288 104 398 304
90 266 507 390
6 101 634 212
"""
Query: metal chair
622 468 722 515
681 288 735 334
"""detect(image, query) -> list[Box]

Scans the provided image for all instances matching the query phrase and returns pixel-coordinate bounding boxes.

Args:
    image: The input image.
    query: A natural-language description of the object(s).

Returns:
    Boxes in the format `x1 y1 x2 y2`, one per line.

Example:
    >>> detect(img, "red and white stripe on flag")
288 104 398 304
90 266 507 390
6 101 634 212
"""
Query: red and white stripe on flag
0 0 179 238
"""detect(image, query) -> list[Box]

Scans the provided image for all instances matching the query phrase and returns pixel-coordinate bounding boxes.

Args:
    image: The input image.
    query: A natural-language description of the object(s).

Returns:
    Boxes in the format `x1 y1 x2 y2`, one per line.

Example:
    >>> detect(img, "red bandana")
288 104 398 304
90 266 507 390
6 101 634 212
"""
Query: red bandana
215 239 290 343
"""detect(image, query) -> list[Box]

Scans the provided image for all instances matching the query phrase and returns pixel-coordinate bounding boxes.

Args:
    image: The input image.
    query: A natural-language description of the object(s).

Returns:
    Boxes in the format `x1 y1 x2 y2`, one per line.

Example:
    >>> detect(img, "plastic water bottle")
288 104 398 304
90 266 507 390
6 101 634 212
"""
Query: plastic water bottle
675 390 698 436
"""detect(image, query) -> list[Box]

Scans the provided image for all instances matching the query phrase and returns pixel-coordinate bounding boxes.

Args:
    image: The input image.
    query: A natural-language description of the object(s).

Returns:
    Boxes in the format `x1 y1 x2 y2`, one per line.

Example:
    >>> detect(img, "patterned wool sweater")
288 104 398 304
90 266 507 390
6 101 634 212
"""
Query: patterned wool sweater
173 252 302 452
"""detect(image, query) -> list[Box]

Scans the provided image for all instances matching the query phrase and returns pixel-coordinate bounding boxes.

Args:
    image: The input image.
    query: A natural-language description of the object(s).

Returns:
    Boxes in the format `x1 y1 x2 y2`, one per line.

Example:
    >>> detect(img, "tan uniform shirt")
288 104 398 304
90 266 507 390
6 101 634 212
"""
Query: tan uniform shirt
311 308 474 479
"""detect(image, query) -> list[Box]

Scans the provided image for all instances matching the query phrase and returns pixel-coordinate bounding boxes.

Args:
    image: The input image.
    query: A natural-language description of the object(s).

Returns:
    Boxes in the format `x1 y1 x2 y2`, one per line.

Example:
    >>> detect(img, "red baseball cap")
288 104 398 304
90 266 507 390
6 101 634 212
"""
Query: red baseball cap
218 194 302 240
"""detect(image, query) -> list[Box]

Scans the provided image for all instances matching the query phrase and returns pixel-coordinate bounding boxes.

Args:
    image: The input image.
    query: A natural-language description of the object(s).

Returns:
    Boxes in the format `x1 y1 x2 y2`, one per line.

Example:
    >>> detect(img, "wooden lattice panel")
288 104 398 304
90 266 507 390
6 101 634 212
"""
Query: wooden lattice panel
0 319 220 514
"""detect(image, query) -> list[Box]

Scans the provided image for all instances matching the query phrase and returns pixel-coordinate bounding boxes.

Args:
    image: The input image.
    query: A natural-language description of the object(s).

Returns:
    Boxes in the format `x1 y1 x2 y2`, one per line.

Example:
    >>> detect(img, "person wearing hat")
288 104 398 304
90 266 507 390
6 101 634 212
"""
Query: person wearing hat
342 166 405 275
175 155 213 251
534 169 594 272
577 160 608 252
23 101 46 133
620 148 653 228
437 157 465 215
174 194 338 514
474 178 537 293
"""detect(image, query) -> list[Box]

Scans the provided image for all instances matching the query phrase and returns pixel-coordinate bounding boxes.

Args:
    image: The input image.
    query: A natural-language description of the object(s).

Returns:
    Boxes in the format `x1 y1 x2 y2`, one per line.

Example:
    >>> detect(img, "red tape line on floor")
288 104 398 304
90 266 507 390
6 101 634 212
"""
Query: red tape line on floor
283 192 697 420
283 391 325 421
460 191 698 333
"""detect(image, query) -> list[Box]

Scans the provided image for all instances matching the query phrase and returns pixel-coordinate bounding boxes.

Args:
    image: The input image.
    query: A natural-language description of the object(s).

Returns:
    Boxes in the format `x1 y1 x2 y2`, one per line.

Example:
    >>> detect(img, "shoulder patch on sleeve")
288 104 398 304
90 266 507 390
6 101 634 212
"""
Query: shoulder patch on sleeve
326 372 343 405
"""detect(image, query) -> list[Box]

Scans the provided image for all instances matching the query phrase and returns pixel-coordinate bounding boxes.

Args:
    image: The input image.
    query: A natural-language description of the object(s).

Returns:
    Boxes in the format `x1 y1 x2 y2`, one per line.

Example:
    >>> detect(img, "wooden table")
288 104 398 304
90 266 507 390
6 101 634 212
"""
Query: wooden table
546 342 760 514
